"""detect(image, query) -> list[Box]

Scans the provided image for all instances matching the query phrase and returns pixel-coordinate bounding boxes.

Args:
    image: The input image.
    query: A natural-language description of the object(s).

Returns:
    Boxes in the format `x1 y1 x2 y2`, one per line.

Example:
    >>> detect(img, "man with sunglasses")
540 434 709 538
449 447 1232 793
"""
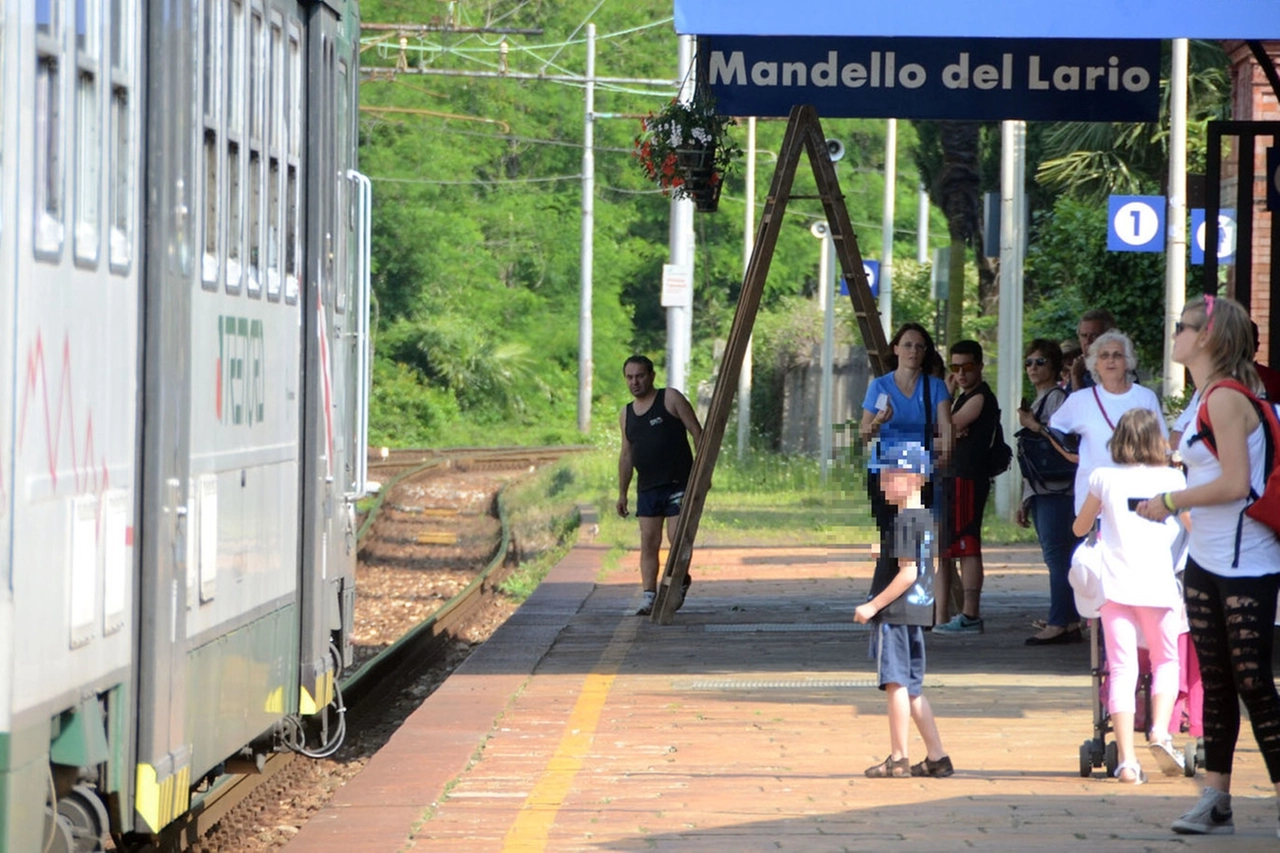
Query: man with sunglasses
934 340 1002 635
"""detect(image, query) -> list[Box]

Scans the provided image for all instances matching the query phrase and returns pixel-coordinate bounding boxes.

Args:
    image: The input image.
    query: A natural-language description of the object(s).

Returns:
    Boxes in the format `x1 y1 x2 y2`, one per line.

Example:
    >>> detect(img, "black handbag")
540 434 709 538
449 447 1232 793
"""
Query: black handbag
1015 390 1077 491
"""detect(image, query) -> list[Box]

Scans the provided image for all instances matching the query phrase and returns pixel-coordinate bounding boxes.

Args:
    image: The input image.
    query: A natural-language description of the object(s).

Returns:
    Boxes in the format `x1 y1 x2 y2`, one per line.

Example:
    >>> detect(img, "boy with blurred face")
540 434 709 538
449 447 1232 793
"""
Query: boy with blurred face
855 440 953 778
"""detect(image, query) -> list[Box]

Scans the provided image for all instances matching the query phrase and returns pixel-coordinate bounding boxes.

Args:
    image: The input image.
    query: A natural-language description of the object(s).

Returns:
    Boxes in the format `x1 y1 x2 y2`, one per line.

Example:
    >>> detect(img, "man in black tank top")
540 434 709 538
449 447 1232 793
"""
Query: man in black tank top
618 356 703 615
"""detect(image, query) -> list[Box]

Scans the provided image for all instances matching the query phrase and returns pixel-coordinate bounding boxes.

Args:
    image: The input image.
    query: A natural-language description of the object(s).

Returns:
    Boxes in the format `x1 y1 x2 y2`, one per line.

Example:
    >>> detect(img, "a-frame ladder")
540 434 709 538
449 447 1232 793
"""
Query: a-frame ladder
652 104 890 624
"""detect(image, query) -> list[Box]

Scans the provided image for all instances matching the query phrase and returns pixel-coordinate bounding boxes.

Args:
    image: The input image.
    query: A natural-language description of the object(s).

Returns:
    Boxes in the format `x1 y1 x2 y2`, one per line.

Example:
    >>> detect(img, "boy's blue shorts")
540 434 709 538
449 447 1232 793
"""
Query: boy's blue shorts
872 622 926 696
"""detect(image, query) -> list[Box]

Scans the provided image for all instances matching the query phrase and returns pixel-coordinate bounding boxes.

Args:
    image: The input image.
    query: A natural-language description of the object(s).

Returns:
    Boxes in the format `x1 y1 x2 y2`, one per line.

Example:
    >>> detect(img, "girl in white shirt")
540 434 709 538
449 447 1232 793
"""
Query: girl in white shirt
1073 408 1188 784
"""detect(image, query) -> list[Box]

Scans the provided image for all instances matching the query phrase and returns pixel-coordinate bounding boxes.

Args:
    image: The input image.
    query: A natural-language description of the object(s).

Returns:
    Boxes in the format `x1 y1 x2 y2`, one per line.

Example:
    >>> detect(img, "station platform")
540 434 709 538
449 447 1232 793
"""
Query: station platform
289 537 1280 851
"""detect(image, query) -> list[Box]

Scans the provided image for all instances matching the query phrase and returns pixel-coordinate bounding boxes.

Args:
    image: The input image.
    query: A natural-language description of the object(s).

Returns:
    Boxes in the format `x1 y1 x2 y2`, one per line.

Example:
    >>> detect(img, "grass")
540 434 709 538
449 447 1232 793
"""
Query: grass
536 446 1039 552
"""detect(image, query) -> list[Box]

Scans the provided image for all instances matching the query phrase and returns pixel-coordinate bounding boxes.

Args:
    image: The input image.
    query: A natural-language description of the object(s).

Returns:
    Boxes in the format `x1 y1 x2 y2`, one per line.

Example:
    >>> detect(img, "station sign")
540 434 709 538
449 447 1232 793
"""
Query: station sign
702 36 1160 122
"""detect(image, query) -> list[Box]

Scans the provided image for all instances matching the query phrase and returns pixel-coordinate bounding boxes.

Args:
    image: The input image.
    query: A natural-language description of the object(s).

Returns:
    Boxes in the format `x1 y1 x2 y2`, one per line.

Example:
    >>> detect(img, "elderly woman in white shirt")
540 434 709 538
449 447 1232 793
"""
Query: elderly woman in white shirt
1050 329 1167 514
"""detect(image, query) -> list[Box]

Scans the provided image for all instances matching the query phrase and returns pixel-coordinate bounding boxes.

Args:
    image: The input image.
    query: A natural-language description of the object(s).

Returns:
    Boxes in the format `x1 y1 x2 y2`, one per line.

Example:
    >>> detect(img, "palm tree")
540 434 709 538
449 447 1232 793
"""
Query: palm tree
1035 40 1230 201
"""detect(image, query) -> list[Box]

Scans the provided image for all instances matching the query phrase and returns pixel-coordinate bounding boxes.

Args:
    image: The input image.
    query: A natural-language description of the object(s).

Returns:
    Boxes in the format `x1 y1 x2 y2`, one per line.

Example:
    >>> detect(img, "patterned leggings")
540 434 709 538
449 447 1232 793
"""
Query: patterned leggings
1184 558 1280 782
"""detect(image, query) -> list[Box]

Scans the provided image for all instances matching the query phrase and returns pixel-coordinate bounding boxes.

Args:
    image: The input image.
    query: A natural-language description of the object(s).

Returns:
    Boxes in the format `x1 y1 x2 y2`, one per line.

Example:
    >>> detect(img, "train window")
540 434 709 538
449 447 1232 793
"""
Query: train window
284 25 301 304
74 0 101 265
108 0 134 272
334 58 348 314
34 27 64 258
265 16 282 301
225 0 243 292
246 7 263 297
201 0 222 289
36 0 58 38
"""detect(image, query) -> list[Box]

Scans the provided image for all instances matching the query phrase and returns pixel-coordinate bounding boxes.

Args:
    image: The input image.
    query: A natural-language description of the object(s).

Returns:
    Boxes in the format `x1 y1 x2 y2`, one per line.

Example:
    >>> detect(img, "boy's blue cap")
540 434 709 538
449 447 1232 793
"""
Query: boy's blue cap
869 440 932 477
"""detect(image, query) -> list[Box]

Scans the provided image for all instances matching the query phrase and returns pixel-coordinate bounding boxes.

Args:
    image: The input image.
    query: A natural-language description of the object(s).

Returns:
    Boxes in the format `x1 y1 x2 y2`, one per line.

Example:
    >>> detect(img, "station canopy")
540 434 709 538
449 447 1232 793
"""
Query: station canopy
674 1 1280 40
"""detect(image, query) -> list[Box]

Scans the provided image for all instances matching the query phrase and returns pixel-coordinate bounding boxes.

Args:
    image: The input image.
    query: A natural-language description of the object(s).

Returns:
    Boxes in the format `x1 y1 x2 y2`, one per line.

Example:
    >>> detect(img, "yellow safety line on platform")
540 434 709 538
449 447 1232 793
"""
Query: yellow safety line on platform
501 615 639 851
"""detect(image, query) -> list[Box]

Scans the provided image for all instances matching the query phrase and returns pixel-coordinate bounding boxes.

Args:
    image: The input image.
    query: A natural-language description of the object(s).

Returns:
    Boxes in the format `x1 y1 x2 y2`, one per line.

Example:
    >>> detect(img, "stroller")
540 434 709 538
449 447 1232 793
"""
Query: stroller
1078 617 1203 778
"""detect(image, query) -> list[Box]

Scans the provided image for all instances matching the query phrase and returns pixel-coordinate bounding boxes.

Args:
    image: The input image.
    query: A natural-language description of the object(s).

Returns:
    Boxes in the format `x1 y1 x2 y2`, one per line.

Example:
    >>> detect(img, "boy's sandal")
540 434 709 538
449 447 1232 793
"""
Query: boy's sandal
864 755 911 778
1114 761 1147 785
910 755 954 777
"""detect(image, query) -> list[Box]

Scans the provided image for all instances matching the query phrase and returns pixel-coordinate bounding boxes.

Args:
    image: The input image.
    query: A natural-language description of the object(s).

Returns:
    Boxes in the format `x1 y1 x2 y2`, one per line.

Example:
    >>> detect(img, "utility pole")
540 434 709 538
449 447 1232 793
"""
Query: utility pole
737 117 757 459
879 118 897 337
996 120 1027 519
578 24 595 434
666 35 696 394
1165 38 1189 402
917 184 929 264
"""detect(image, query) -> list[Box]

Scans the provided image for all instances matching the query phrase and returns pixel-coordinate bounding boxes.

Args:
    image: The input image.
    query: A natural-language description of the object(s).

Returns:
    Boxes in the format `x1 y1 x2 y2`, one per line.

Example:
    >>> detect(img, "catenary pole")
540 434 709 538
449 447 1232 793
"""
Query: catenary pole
667 36 695 394
917 184 929 264
879 119 896 336
737 117 757 459
1165 38 1188 402
996 120 1026 518
578 23 596 434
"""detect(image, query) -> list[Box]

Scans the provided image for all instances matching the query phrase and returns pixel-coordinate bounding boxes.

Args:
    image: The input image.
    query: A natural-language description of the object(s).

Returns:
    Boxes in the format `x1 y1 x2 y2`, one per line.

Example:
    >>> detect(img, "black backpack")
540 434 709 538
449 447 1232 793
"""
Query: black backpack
986 418 1013 478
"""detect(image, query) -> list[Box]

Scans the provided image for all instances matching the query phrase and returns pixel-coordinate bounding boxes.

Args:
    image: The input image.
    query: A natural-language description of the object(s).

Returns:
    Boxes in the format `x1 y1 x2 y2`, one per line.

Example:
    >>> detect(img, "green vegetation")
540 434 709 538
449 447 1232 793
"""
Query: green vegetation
355 5 1230 558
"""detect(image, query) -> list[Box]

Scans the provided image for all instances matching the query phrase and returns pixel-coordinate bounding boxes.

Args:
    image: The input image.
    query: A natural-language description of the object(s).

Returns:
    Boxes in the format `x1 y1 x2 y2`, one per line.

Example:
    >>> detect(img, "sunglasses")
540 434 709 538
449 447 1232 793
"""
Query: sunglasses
949 363 979 373
1096 351 1126 361
1175 321 1202 335
1024 357 1048 368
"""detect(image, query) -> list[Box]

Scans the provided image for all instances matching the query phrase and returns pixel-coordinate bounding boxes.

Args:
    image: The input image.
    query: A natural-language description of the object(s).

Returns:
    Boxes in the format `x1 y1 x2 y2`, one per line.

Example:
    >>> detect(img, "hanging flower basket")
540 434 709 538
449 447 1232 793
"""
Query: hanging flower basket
633 92 740 212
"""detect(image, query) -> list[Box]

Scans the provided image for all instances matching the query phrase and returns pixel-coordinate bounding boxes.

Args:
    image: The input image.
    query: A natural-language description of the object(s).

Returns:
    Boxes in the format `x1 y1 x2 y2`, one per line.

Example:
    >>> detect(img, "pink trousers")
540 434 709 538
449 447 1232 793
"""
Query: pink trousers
1099 600 1182 716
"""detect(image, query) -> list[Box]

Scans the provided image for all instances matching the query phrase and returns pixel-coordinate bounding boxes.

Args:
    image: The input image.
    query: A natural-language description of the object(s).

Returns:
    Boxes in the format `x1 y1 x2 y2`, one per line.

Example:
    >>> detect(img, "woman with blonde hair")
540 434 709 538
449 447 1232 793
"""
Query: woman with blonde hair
1138 294 1280 835
1073 408 1188 783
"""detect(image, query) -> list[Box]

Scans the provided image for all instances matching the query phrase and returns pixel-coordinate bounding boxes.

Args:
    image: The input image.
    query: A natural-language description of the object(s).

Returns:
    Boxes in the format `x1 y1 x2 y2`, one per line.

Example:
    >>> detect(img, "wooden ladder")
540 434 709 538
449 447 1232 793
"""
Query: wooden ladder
652 104 889 623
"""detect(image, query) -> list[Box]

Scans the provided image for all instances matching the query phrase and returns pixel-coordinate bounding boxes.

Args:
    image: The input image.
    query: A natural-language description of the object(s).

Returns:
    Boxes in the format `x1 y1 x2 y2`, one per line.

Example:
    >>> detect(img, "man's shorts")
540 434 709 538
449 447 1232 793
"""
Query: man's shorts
636 484 685 518
941 475 989 559
871 622 926 696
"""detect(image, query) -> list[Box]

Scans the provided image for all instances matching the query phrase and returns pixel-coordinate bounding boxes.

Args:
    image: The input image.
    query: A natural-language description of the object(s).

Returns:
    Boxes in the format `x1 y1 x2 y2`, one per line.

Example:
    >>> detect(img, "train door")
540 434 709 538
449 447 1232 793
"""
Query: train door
298 0 361 726
134 0 197 836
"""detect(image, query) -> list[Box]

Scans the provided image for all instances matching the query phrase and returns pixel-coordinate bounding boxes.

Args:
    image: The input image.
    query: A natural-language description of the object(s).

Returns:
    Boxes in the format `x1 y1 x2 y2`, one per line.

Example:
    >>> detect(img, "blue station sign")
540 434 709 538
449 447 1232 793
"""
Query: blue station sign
701 37 1161 122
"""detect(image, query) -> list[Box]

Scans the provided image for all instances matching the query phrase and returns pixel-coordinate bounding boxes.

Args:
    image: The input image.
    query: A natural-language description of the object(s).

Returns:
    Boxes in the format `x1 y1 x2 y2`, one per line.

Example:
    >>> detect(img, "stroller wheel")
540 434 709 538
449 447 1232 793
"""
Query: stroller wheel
1079 741 1094 777
1104 740 1118 777
1183 740 1198 777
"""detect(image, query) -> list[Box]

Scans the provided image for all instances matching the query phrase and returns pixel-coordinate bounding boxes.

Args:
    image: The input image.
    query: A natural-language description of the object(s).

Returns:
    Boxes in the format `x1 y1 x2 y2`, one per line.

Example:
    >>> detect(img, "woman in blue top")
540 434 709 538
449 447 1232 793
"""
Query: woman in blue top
860 323 953 583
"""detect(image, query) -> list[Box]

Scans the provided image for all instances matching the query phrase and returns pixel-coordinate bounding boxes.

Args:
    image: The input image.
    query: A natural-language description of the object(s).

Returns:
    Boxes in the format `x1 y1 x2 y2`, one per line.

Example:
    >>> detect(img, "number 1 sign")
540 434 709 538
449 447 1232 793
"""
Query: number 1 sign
1107 195 1165 252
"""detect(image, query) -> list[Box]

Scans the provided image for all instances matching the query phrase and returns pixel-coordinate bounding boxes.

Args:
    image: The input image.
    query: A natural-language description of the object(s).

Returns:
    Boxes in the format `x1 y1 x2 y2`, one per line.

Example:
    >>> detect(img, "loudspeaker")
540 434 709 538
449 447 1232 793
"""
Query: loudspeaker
825 138 845 162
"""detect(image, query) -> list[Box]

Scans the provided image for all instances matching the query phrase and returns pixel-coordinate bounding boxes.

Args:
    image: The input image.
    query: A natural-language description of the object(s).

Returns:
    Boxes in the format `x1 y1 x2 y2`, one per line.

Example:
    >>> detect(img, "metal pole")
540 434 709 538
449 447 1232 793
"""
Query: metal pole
879 118 897 336
737 117 757 459
577 23 595 434
820 233 835 482
1165 38 1189 401
996 120 1027 518
667 35 695 394
917 183 929 264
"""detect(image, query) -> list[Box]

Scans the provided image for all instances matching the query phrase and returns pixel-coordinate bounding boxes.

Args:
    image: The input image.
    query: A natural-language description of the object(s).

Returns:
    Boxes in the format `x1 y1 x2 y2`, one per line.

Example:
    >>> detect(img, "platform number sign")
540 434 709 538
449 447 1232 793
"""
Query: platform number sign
1107 195 1165 252
1190 209 1237 265
840 260 879 298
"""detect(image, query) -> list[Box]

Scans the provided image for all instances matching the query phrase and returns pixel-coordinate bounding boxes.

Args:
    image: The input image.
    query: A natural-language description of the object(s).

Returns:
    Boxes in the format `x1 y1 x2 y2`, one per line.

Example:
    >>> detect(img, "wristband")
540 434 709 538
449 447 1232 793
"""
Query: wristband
1162 492 1178 513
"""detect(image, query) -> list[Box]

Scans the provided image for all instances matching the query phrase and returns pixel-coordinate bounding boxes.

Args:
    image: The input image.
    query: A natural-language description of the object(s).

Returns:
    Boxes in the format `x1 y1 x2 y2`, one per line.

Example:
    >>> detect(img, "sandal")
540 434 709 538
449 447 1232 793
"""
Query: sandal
864 755 910 778
1114 761 1147 785
910 755 954 777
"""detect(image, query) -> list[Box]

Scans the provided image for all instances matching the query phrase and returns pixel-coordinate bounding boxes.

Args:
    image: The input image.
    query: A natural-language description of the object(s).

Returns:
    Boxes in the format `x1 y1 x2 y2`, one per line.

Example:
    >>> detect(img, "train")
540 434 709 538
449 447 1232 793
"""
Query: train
0 0 370 849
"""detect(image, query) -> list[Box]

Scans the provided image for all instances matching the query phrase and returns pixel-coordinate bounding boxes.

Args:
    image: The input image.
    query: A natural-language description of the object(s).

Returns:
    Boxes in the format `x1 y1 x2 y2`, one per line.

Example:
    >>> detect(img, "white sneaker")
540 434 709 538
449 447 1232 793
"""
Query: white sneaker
1171 787 1234 835
1149 738 1185 777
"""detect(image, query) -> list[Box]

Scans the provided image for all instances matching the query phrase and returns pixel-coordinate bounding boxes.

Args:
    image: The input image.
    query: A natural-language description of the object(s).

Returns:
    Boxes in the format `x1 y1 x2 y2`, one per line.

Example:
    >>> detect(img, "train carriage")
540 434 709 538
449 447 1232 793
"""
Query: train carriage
0 0 369 849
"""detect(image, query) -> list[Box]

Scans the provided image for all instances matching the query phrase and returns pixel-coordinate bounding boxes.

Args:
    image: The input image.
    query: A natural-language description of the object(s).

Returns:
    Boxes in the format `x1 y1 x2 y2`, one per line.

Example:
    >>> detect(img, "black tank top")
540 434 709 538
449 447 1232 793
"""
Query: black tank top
626 388 693 491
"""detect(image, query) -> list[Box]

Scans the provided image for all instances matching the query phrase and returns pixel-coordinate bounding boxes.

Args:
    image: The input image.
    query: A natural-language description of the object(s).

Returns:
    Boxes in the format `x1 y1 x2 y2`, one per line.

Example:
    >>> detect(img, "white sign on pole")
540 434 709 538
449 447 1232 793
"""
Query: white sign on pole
661 263 693 308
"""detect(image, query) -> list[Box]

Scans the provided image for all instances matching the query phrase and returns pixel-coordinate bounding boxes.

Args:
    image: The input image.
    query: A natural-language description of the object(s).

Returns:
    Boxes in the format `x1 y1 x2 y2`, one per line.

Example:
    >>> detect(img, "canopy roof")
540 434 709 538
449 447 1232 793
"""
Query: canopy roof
674 1 1280 40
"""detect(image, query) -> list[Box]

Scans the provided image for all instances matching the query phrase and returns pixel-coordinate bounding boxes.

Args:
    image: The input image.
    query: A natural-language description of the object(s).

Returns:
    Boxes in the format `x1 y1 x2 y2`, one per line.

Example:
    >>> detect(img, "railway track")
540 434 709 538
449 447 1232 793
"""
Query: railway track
154 445 588 852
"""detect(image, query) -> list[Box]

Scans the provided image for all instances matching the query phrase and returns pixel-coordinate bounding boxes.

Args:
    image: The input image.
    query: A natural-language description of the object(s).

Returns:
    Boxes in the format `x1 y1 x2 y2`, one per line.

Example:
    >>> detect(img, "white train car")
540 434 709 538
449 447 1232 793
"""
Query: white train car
0 0 370 849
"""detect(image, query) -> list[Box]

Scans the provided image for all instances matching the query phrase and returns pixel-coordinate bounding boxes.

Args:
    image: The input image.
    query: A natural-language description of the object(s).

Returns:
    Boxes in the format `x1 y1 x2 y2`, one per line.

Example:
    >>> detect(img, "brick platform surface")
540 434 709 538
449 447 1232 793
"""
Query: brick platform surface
289 537 1280 851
